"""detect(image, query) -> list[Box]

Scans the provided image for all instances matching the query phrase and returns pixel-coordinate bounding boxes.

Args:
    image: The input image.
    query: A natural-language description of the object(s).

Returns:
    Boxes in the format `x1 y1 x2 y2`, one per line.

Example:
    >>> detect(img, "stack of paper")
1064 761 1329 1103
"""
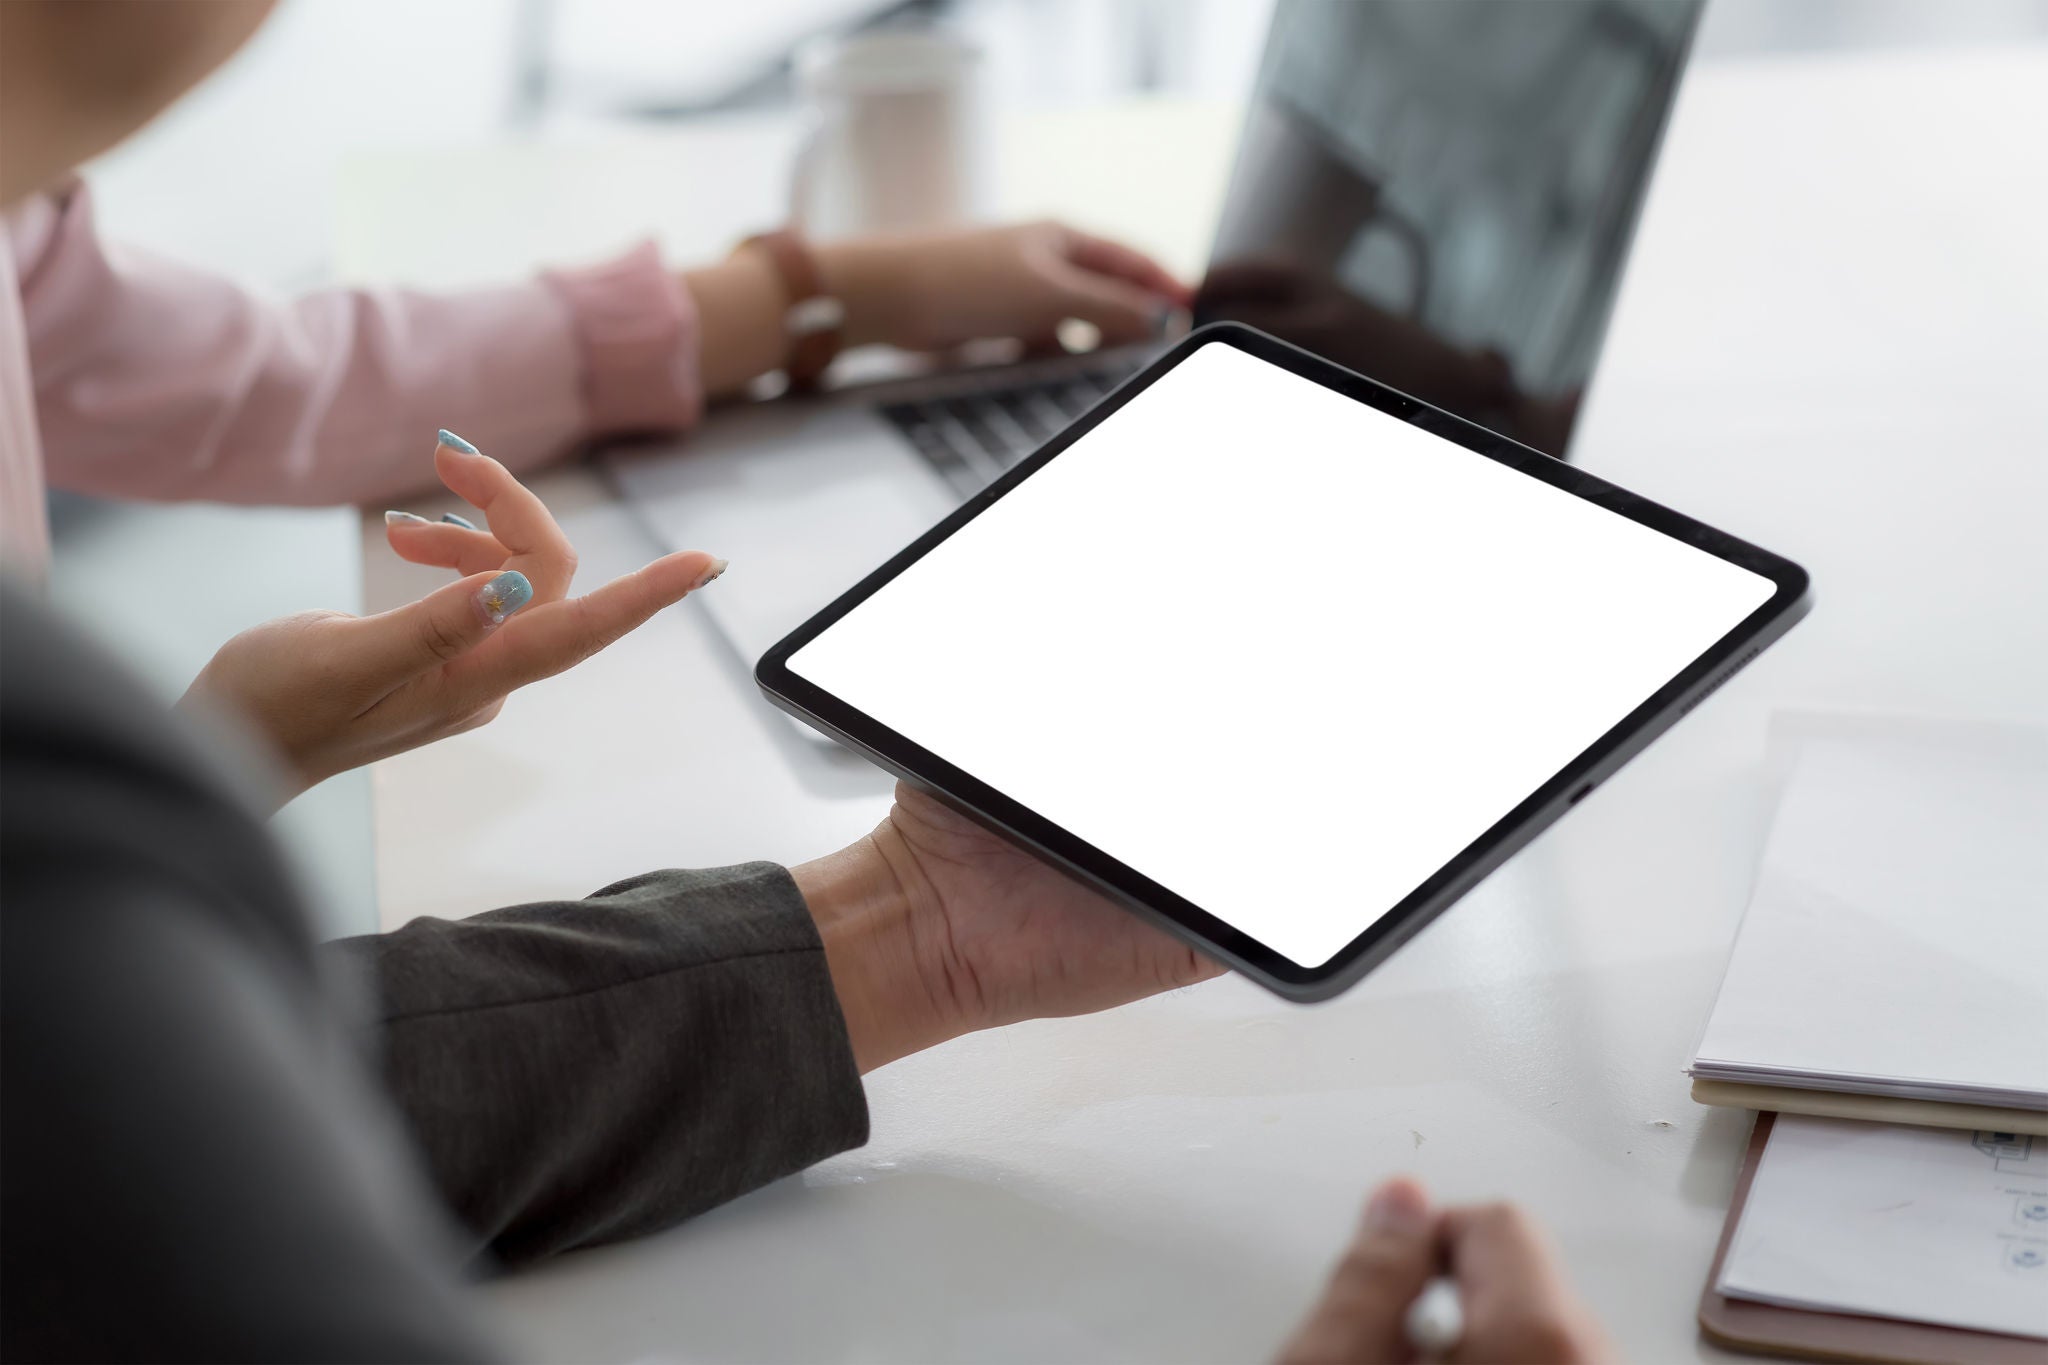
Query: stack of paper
1691 721 2048 1125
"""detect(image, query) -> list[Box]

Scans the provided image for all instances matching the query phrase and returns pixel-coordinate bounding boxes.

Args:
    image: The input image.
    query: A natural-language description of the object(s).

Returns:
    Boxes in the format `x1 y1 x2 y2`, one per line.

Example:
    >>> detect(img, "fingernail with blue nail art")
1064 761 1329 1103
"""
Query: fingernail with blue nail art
476 570 533 626
440 512 478 530
437 428 480 455
385 510 431 526
694 557 729 590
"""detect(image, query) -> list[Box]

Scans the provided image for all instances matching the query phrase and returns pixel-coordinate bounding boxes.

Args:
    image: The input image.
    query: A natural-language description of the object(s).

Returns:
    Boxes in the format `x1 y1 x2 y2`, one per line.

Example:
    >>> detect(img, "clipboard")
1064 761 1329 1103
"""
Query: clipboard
1698 1113 2045 1364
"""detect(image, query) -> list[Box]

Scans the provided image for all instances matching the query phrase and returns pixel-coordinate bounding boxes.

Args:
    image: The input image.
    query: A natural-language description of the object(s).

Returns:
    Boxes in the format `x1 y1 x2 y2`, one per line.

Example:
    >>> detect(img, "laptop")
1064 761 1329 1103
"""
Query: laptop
610 0 1703 673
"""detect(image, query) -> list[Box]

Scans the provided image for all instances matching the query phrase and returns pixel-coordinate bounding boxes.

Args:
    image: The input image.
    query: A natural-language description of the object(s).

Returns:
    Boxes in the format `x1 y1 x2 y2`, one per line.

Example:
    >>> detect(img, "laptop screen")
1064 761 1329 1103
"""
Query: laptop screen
1193 0 1702 458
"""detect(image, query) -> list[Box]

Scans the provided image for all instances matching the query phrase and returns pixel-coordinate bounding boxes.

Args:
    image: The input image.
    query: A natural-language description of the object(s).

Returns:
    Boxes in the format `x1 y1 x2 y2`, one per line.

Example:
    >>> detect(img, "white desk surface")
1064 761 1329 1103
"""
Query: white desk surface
343 48 2048 1365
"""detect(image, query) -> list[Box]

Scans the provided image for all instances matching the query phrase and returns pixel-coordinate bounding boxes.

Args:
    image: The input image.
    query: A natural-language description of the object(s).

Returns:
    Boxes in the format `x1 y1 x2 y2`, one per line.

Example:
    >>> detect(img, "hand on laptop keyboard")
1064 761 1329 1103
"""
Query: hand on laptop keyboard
833 220 1190 354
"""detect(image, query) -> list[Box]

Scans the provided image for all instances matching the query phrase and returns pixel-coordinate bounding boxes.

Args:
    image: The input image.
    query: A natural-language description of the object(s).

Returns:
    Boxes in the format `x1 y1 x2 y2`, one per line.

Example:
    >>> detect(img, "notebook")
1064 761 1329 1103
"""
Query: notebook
1691 718 2048 1124
1700 1112 2048 1362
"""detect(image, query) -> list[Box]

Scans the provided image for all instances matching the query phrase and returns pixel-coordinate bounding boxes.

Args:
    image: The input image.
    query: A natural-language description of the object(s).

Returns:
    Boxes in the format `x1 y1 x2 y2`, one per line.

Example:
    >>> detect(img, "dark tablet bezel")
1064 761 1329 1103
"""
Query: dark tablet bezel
757 323 1811 1001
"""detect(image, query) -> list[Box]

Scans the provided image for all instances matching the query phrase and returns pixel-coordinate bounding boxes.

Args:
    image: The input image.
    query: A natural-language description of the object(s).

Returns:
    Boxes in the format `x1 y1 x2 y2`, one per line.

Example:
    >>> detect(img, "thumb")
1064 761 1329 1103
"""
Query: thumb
1279 1179 1440 1365
347 569 534 686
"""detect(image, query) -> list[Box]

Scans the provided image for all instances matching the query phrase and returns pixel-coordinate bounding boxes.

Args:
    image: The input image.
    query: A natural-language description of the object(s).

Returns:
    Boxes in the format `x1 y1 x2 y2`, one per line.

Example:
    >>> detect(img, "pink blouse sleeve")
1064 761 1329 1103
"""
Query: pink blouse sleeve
13 180 702 508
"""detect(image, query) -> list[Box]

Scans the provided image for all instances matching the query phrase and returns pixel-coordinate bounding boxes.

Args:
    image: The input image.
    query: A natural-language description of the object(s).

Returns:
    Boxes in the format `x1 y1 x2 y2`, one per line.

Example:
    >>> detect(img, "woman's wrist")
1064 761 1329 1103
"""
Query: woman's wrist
684 237 922 397
815 239 924 351
791 833 954 1072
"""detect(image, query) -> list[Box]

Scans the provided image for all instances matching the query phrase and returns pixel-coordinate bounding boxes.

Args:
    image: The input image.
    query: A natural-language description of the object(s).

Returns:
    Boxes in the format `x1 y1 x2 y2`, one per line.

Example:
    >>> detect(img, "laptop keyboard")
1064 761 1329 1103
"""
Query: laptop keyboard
879 356 1144 496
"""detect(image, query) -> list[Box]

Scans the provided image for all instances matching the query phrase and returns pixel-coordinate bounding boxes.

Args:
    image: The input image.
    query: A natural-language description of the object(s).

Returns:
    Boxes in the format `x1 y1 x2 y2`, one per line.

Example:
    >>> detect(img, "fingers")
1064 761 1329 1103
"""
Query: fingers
1060 227 1195 308
1440 1204 1608 1365
1278 1179 1440 1365
1281 1191 1609 1365
340 568 536 702
1041 257 1175 346
384 512 510 577
1440 1203 1561 1313
1035 224 1191 344
429 431 579 601
441 550 723 704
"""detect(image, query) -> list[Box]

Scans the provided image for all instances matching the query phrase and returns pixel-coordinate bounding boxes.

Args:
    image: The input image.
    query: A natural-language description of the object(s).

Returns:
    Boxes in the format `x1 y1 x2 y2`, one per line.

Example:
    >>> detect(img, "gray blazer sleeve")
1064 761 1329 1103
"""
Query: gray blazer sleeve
326 866 870 1266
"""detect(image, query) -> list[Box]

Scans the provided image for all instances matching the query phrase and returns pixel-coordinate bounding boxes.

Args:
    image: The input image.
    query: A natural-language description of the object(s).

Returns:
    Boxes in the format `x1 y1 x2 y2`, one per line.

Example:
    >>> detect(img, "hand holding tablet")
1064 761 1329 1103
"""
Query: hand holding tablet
791 782 1223 1072
763 324 1809 1000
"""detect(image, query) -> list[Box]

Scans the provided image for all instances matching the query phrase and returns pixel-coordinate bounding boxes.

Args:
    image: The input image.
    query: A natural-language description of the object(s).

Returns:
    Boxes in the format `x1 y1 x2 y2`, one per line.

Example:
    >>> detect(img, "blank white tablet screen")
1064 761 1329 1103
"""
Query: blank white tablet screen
788 342 1775 968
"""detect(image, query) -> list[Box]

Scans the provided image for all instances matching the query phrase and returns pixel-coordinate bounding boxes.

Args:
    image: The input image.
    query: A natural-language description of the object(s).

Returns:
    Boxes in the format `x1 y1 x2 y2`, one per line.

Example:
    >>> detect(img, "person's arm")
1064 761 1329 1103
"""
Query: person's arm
3 570 1217 1359
324 864 871 1267
687 220 1191 398
15 181 1188 509
330 773 1223 1269
14 179 699 507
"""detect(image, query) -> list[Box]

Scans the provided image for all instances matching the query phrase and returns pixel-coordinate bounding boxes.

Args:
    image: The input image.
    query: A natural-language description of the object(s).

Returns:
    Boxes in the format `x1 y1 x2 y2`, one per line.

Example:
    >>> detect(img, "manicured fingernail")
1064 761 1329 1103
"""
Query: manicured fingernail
694 557 729 590
437 428 480 455
475 570 532 626
384 509 431 525
440 511 478 530
1151 301 1174 334
1364 1180 1430 1235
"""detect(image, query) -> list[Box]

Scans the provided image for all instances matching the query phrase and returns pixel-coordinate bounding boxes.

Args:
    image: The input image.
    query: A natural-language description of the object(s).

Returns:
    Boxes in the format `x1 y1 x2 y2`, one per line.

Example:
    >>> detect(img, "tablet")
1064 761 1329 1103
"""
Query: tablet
759 324 1810 1000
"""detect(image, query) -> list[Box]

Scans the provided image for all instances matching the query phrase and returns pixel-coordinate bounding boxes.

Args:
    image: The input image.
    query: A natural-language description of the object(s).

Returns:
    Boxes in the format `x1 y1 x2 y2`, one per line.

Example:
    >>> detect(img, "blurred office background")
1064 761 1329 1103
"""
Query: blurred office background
79 0 2048 289
50 0 2048 930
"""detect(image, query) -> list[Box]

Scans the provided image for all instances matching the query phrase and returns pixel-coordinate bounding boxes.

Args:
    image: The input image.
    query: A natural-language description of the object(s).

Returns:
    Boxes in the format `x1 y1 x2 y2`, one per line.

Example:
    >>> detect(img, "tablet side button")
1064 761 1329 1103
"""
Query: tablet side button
1568 783 1596 806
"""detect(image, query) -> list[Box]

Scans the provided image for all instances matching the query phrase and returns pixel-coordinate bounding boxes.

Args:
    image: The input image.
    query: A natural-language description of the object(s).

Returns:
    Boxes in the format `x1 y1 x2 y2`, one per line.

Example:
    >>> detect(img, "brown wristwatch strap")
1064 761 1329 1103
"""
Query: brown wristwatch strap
736 228 844 391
